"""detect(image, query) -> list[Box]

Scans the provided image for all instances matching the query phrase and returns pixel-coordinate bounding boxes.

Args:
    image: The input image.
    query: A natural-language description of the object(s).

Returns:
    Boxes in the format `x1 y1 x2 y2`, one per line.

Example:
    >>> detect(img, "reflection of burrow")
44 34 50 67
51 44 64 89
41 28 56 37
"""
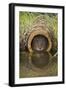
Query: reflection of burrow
29 52 52 71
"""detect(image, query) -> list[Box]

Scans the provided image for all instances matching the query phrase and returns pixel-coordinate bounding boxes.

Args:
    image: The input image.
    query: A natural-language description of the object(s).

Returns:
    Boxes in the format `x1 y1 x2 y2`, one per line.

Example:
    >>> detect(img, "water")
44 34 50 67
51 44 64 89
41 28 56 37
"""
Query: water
20 51 58 78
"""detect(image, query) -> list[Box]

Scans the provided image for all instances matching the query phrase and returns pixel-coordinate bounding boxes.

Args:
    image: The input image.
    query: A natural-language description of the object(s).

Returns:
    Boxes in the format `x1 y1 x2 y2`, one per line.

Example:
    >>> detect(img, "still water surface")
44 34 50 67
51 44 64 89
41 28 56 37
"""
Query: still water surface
20 51 58 78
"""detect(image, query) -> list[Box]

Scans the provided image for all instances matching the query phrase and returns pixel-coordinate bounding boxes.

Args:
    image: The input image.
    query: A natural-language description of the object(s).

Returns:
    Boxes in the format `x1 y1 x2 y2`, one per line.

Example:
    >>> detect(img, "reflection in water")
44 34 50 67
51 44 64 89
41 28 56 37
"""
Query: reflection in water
20 51 58 78
29 52 50 69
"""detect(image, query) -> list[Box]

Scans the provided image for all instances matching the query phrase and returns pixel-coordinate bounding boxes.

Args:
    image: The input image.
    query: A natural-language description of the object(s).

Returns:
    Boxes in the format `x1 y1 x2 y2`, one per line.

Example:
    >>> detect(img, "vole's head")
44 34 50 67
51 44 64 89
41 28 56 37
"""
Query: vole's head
31 35 48 52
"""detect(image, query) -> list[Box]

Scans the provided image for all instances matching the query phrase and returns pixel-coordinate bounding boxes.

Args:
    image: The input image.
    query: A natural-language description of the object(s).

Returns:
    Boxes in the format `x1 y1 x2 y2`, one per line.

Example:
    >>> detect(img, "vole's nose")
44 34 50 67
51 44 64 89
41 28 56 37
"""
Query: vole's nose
39 47 41 50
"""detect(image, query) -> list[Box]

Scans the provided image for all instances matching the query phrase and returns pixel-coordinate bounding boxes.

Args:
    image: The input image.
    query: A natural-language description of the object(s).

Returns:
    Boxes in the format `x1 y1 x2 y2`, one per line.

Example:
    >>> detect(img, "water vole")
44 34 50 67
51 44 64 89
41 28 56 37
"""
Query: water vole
31 35 48 52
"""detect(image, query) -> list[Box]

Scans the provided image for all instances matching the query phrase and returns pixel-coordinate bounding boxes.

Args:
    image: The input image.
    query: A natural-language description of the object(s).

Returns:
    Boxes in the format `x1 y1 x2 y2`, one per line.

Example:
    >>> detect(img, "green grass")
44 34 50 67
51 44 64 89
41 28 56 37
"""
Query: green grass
19 12 58 78
19 12 58 50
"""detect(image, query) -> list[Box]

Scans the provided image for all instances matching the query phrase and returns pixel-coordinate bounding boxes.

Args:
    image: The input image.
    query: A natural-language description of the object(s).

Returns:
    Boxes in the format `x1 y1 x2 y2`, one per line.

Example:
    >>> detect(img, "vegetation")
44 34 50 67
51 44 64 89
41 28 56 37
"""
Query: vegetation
19 12 58 78
19 12 58 52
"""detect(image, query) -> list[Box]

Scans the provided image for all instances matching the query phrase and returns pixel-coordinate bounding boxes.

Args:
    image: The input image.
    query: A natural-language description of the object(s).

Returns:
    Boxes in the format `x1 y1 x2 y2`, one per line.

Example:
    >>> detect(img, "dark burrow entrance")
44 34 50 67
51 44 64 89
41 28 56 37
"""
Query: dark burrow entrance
31 35 48 52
